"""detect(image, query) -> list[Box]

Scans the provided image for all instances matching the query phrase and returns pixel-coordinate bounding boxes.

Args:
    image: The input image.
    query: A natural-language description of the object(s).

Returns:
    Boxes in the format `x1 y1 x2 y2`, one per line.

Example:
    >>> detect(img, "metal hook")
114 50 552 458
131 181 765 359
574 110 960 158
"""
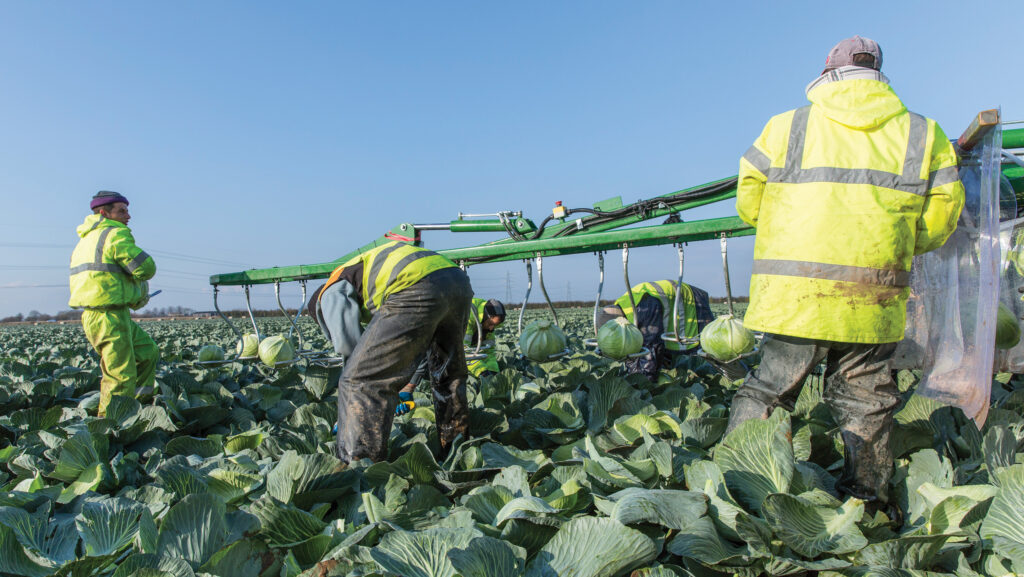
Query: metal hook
273 281 307 350
537 254 560 328
593 252 605 336
244 285 262 340
517 259 533 334
623 244 639 328
673 245 684 336
720 234 735 316
294 280 308 346
194 285 248 366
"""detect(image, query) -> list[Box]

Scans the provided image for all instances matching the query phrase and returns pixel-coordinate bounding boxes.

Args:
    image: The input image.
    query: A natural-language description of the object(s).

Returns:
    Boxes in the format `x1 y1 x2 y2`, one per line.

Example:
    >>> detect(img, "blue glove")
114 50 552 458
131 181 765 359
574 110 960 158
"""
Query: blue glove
395 391 415 416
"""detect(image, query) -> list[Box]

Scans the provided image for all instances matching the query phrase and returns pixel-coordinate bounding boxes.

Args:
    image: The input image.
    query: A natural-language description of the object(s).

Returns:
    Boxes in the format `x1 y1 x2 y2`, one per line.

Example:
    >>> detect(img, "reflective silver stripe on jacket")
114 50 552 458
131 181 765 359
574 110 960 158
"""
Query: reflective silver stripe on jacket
743 145 771 174
752 259 910 287
765 105 930 196
71 226 123 276
70 263 123 275
385 251 435 288
363 243 410 313
125 251 151 273
363 243 404 312
94 227 114 264
928 166 960 189
647 282 672 309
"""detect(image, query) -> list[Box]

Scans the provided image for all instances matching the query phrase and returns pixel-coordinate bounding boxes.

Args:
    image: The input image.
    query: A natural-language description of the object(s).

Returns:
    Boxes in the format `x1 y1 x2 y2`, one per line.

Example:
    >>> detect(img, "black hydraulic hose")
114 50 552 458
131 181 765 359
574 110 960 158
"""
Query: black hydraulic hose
555 178 738 237
528 215 556 240
523 177 738 241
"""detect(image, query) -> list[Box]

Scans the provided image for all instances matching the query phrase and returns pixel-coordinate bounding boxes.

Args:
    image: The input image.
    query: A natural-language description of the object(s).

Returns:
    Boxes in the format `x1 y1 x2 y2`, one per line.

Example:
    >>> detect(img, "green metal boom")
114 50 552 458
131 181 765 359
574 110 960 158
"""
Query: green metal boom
209 125 1024 287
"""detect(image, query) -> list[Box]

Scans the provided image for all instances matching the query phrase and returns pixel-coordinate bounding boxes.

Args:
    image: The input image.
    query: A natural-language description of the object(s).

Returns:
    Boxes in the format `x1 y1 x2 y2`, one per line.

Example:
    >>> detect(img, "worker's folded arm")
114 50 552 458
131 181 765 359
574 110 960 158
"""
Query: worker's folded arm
914 122 966 255
110 229 156 281
736 119 776 228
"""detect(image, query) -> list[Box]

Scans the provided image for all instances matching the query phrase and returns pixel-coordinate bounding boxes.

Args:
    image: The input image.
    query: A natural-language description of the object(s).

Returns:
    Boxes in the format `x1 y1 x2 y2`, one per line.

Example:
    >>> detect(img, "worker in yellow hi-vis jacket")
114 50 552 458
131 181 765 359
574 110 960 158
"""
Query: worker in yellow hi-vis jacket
729 36 964 508
69 191 158 417
601 280 714 381
464 298 506 378
309 241 472 463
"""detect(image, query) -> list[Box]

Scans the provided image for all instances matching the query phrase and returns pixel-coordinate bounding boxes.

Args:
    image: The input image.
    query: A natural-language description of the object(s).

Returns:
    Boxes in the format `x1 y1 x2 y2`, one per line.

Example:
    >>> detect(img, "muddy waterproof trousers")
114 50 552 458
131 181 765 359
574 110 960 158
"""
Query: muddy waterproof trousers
81 307 159 417
726 334 901 503
336 267 473 463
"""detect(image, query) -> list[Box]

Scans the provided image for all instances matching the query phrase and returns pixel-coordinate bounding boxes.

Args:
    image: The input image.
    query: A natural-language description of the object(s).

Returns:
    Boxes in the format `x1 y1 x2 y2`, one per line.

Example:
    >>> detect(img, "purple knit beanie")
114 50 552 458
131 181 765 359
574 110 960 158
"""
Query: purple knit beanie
90 190 129 210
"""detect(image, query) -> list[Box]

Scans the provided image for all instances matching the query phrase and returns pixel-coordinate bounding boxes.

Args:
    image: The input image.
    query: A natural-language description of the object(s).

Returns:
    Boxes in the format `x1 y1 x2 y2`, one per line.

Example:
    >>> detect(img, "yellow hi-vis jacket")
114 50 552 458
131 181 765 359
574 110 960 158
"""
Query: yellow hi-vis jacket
465 297 500 376
314 241 458 357
737 78 965 343
614 280 698 350
69 215 156 309
322 241 457 318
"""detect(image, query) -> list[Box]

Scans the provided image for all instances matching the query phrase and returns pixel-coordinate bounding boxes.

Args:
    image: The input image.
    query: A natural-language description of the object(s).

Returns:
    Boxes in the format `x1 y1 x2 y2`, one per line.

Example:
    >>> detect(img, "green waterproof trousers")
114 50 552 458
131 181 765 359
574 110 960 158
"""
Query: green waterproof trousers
726 334 900 503
81 307 159 416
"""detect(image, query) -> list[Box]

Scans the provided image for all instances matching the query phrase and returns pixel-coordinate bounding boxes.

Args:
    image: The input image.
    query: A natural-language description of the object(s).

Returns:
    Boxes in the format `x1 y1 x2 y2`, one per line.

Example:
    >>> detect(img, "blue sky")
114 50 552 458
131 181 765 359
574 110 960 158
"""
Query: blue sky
1 1 1022 318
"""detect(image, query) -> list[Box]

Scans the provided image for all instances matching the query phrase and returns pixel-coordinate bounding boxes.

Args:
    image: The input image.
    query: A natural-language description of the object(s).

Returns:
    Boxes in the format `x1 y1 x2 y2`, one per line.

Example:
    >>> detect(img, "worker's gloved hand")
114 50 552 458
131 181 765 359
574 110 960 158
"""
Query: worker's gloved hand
395 391 415 416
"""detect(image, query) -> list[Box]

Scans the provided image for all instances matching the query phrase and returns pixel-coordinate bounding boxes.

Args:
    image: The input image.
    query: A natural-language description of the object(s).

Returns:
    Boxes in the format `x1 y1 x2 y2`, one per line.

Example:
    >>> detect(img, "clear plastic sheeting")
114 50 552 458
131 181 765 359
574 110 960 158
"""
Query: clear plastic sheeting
995 212 1024 373
892 122 1002 426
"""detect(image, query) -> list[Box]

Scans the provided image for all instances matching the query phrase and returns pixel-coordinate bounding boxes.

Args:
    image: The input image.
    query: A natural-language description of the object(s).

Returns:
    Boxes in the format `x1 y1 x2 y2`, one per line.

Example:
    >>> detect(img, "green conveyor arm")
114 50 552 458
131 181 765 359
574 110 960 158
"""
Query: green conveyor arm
209 126 1024 287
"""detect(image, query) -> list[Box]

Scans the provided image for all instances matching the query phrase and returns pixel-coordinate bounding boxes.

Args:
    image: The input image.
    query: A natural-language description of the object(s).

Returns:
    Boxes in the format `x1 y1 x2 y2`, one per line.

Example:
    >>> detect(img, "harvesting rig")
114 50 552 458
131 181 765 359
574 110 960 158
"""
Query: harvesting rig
208 112 1024 423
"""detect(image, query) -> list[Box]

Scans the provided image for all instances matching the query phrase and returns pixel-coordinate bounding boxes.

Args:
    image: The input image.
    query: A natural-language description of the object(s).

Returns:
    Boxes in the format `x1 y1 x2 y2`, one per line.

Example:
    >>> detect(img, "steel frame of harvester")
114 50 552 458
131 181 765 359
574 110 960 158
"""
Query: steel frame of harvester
210 116 1024 290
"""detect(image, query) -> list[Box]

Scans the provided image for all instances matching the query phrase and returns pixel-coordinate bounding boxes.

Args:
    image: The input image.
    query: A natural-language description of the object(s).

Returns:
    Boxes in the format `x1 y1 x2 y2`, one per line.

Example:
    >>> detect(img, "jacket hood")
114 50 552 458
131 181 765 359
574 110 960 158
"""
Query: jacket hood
76 214 126 238
807 78 906 130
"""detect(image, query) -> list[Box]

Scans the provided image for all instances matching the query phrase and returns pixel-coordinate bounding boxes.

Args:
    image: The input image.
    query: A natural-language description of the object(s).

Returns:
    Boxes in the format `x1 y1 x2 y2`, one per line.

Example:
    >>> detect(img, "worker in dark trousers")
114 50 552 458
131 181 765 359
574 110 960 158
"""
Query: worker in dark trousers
730 36 964 508
599 280 714 380
309 241 473 463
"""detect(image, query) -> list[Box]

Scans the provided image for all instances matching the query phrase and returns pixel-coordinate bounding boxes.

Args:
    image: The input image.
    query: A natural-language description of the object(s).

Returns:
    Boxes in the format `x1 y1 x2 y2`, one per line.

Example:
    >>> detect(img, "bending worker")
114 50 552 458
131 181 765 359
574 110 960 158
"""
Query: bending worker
728 36 964 509
600 280 713 380
464 298 506 378
309 241 473 463
69 191 158 417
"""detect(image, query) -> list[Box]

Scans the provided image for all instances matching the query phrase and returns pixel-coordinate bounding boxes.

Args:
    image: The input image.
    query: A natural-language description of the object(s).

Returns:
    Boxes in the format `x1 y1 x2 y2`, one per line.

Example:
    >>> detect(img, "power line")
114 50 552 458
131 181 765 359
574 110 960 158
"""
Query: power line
147 249 253 268
0 284 66 289
0 242 254 268
0 242 71 249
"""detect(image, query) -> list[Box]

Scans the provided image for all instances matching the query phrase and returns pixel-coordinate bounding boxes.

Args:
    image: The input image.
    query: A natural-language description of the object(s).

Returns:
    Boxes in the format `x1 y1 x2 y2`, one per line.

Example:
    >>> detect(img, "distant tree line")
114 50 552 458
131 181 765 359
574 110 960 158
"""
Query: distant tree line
0 306 196 324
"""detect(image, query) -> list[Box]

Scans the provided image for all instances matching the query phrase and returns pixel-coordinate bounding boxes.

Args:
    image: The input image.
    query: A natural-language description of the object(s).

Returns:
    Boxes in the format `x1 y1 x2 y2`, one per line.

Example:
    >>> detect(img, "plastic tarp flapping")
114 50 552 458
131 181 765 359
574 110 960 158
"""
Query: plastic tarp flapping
995 209 1024 373
892 122 1002 426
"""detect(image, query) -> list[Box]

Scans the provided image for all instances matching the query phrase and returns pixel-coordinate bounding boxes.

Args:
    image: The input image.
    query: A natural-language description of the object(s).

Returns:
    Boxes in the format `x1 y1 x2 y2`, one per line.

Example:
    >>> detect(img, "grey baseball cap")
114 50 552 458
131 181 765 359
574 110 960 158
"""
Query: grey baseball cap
824 35 882 72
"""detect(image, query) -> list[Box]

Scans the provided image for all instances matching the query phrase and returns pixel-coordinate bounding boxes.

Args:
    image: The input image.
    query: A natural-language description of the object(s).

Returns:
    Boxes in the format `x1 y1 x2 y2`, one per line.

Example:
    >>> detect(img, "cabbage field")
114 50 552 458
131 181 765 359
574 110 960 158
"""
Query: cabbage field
1 306 1023 577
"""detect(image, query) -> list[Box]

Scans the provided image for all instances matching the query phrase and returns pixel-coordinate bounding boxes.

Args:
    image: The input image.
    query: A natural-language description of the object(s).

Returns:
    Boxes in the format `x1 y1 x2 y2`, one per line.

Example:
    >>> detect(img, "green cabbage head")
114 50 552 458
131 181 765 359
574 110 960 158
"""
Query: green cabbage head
237 333 260 357
597 317 643 359
198 344 225 362
996 303 1021 350
259 335 296 366
519 320 567 361
700 314 755 362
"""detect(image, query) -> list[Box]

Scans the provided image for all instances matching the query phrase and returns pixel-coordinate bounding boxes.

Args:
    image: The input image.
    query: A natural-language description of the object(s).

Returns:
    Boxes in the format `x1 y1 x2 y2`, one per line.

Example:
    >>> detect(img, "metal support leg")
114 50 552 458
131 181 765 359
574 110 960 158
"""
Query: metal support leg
195 285 248 366
537 254 559 328
244 285 262 340
593 252 605 336
517 259 533 334
721 234 735 316
623 244 638 328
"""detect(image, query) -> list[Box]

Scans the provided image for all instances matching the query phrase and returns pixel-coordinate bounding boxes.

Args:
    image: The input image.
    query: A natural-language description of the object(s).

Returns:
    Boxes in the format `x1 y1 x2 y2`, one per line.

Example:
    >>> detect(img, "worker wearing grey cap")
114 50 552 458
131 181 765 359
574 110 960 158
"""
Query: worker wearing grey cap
69 191 158 417
728 36 965 512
